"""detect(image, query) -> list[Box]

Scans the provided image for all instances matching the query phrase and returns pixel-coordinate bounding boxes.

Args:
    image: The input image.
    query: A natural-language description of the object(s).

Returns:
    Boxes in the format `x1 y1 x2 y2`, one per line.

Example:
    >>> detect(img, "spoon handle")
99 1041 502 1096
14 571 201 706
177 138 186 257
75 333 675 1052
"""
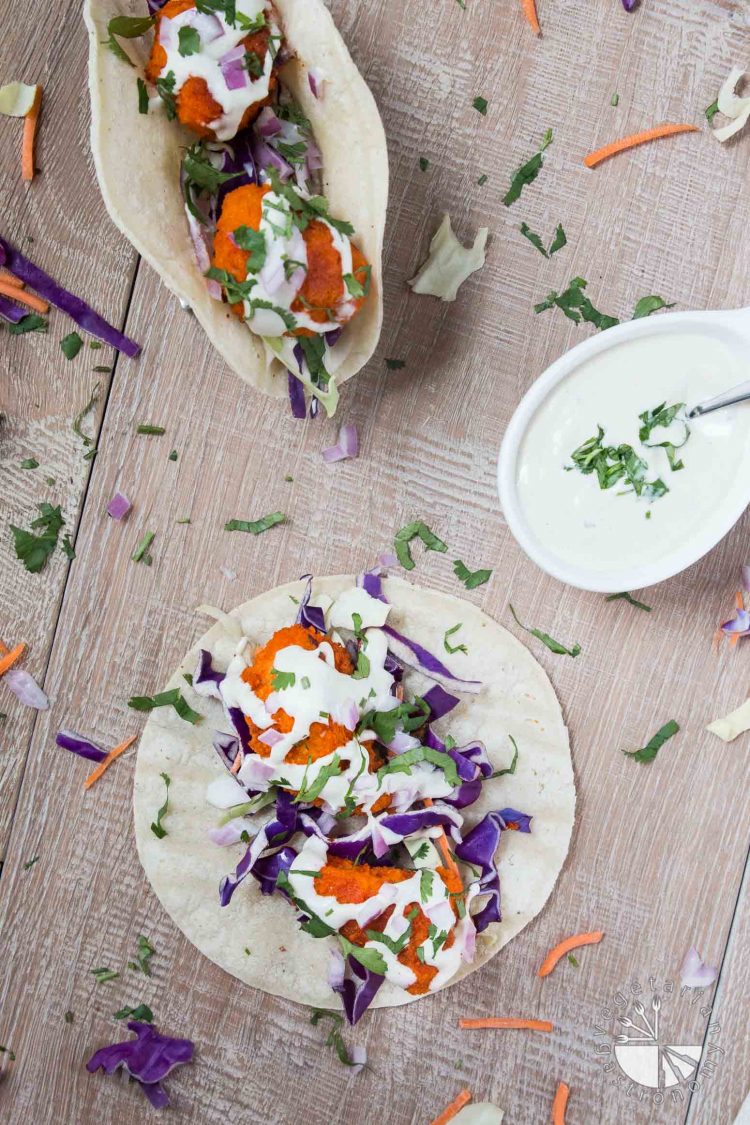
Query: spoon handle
687 379 750 419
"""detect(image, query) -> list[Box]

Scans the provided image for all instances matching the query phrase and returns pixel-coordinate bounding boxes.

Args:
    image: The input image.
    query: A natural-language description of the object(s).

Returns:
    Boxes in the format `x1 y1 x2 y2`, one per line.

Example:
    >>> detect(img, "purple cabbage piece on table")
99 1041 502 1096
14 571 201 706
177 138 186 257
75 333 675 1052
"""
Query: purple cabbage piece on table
455 808 531 933
56 729 107 763
86 1020 194 1110
0 237 140 356
0 294 26 323
621 0 638 10
332 955 385 1025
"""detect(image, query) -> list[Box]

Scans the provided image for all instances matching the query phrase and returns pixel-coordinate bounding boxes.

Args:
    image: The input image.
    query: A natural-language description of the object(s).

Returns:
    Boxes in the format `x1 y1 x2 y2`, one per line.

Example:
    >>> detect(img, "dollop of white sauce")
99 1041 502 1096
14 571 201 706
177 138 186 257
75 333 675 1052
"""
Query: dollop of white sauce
516 333 750 573
157 0 278 141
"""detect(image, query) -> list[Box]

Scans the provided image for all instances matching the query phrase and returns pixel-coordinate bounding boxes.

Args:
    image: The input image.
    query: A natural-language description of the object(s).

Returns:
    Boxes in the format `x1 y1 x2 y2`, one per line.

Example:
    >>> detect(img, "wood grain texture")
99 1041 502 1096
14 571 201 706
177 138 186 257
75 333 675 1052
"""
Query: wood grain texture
2 0 750 1123
0 0 139 852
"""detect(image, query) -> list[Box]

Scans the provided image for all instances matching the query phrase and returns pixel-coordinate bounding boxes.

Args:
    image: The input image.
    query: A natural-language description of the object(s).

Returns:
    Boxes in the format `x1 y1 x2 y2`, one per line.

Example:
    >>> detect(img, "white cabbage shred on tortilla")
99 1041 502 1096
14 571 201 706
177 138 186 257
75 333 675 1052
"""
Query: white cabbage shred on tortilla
712 66 750 143
706 697 750 742
408 214 489 302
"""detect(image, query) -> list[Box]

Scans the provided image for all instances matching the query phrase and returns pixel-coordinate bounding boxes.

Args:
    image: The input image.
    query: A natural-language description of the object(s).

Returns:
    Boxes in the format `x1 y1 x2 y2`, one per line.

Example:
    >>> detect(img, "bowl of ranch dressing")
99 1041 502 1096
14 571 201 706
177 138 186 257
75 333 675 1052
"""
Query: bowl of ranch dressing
498 309 750 592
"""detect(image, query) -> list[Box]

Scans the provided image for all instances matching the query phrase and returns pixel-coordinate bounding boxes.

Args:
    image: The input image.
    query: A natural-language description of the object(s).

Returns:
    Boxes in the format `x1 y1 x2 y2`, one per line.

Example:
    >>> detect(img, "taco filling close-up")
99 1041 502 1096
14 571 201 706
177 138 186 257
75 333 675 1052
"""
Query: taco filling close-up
133 573 575 1024
85 0 388 414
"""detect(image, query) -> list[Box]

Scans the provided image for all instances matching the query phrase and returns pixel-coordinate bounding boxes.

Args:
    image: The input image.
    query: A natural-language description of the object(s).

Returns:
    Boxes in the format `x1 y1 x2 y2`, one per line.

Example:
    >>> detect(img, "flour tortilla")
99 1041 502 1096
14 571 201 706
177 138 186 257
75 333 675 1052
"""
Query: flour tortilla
83 0 388 400
134 576 576 1011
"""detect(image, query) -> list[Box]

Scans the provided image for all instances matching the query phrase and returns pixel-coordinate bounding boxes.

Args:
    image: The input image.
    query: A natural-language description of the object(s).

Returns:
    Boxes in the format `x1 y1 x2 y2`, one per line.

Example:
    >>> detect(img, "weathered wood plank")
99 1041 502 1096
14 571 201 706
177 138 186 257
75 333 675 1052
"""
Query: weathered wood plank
2 1 750 1123
0 0 140 853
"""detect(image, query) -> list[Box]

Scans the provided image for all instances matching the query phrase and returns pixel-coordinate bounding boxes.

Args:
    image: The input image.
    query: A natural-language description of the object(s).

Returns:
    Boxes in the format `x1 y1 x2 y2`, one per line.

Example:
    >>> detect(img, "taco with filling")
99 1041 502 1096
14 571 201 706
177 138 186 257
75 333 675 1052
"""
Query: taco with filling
84 0 388 416
134 573 576 1022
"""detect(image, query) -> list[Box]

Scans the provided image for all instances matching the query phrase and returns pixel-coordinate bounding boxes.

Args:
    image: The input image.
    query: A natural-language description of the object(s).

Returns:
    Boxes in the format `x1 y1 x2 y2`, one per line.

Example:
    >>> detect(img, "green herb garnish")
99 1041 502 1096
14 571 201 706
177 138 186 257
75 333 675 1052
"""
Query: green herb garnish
473 96 488 115
296 753 342 804
503 128 553 206
128 688 202 724
137 77 149 114
477 173 488 185
128 934 156 975
611 92 619 107
233 224 267 273
509 604 581 657
568 953 579 967
376 745 460 788
103 15 154 65
10 502 65 573
488 735 519 779
131 530 155 565
224 511 285 534
443 623 467 655
520 221 567 259
419 157 430 171
310 1009 361 1068
114 1003 154 1022
605 592 652 612
632 295 675 320
9 313 47 334
72 382 100 455
60 331 83 360
705 99 719 123
168 449 178 461
338 935 388 975
20 458 39 469
453 559 492 589
534 276 619 331
91 967 120 985
420 869 434 902
622 720 679 764
150 772 170 839
23 855 40 870
568 425 669 498
394 520 448 570
155 71 177 120
178 25 200 55
271 669 296 691
385 357 405 370
136 423 165 435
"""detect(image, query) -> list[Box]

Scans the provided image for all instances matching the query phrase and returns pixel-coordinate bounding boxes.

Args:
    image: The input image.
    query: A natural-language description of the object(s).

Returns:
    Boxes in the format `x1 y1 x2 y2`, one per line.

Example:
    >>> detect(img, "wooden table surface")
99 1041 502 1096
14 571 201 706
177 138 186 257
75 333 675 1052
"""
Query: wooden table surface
2 1 750 1122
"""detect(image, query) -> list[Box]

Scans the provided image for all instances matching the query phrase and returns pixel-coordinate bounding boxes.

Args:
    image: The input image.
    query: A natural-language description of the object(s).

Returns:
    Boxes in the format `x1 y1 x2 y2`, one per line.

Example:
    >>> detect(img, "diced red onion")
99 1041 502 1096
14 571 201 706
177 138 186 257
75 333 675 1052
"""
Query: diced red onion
208 819 247 846
4 668 49 709
388 730 421 754
256 108 283 137
331 698 359 731
107 491 132 520
322 424 359 464
251 136 293 180
680 947 718 989
220 46 250 91
258 728 283 747
186 11 223 43
238 756 275 790
308 68 324 99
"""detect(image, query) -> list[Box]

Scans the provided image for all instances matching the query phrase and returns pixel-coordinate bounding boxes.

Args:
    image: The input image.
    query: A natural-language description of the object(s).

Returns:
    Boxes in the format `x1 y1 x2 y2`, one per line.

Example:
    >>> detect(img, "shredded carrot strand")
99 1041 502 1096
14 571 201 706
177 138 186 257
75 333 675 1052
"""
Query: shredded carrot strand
521 0 541 34
459 1018 554 1032
22 85 42 182
429 1088 472 1125
0 280 49 314
83 735 137 790
0 643 26 678
0 270 24 288
551 1081 570 1124
423 796 461 881
736 591 744 611
584 124 699 168
538 930 604 977
230 753 243 774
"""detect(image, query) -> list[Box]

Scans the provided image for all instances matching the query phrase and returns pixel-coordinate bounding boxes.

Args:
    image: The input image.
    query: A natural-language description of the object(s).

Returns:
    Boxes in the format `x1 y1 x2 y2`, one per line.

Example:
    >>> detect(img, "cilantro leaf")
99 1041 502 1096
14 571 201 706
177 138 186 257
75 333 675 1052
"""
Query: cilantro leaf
473 96 488 115
10 503 65 573
155 71 177 120
420 869 434 902
114 1003 154 1022
137 77 149 114
60 332 83 360
621 720 679 764
376 745 460 789
338 935 388 976
233 224 267 273
128 689 202 724
178 26 200 56
534 276 619 332
8 313 47 335
103 15 154 66
394 520 448 570
705 99 719 123
419 157 430 171
271 669 296 692
224 511 285 534
453 559 492 589
385 357 405 370
128 934 155 975
310 1009 360 1067
632 295 675 320
150 772 170 839
509 604 581 657
91 967 119 984
604 592 652 612
503 129 553 206
443 623 467 655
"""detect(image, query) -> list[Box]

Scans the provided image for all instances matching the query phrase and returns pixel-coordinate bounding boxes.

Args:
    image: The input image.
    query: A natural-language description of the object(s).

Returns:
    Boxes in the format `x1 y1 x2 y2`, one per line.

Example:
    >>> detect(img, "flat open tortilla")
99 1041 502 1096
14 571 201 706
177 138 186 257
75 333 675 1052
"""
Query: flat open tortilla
134 576 576 1011
83 0 388 400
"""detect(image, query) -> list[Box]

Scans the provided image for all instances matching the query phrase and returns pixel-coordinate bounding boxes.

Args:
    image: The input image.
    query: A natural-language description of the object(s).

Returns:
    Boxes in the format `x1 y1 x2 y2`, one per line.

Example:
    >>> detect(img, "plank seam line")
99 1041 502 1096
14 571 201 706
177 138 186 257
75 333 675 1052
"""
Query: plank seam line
2 253 143 860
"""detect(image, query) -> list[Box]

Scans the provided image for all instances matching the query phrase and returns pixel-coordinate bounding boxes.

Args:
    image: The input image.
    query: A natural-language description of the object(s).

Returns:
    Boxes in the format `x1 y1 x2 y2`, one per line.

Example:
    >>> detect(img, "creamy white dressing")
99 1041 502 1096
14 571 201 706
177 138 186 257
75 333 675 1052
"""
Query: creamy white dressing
288 836 476 991
157 0 277 141
327 586 390 630
517 333 750 573
240 189 356 337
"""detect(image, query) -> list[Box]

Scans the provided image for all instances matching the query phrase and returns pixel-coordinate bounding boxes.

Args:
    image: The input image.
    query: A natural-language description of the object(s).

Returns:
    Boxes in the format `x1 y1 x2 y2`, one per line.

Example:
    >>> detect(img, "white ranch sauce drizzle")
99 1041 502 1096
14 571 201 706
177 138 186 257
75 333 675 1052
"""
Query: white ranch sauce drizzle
157 0 277 141
240 190 355 337
516 333 750 573
287 836 477 991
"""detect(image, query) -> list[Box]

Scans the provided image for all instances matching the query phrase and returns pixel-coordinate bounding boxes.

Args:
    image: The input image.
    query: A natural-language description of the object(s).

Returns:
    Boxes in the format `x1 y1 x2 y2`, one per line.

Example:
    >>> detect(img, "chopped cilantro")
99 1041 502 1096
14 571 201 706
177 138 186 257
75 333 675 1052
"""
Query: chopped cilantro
168 449 178 461
705 99 719 123
509 604 581 657
137 77 149 114
91 967 119 984
503 128 553 206
385 357 405 370
155 71 177 119
477 173 488 185
10 502 65 573
23 855 39 870
611 92 619 107
534 276 619 331
61 535 75 560
632 295 675 319
20 458 39 469
131 530 155 565
60 332 83 360
394 520 448 570
453 559 492 589
443 623 467 655
128 934 156 975
150 772 170 839
103 15 154 66
8 313 47 334
473 96 488 115
419 157 430 171
114 1003 153 1022
178 26 200 55
338 935 388 975
224 511 285 534
128 688 202 724
310 1009 360 1068
622 720 679 764
520 221 567 259
271 669 296 691
233 224 267 273
136 424 166 435
605 591 652 612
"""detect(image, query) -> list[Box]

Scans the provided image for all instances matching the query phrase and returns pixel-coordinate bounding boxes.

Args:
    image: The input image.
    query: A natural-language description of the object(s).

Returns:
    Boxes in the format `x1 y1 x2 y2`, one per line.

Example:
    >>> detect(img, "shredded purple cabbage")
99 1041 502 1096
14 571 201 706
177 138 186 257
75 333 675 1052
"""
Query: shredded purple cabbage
0 294 26 323
219 791 299 905
56 729 107 763
381 624 482 694
423 683 460 721
332 955 385 1026
86 1020 194 1109
455 809 532 933
295 574 326 633
193 649 224 697
288 371 306 418
250 846 297 894
0 237 141 356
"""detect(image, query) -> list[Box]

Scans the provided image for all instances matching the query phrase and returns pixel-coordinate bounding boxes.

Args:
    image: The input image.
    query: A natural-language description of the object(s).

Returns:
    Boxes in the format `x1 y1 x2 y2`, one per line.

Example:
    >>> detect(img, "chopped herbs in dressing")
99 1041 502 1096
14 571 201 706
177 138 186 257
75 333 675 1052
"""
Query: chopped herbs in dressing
394 520 448 570
453 559 492 589
224 512 285 534
128 688 202 724
150 772 171 839
509 604 581 657
271 669 296 691
621 719 679 764
503 128 553 206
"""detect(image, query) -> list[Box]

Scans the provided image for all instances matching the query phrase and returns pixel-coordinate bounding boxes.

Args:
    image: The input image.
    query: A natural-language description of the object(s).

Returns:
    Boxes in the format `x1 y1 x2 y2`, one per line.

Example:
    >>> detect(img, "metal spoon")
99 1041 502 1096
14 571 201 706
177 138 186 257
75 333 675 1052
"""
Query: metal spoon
687 378 750 418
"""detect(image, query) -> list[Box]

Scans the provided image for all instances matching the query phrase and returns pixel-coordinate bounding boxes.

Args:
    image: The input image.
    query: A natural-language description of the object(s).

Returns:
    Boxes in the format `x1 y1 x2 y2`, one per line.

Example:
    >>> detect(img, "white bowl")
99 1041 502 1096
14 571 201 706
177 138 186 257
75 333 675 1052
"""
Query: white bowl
497 308 750 593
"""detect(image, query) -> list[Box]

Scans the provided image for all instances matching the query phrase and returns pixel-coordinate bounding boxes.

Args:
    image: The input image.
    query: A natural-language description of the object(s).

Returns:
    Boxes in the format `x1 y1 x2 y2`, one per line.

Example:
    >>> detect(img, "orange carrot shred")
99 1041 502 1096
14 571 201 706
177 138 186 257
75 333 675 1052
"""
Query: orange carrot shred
230 753 243 774
0 643 26 678
83 735 137 790
0 270 24 288
429 1088 472 1125
584 124 699 168
22 85 42 182
551 1082 570 1124
0 280 49 314
538 931 604 977
736 591 744 611
423 796 461 882
521 0 541 34
459 1018 554 1032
